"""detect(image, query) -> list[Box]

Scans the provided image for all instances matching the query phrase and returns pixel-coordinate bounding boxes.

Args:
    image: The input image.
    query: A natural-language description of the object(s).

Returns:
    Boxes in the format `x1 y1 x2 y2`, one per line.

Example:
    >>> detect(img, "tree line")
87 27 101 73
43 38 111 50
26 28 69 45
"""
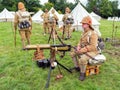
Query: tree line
0 0 119 18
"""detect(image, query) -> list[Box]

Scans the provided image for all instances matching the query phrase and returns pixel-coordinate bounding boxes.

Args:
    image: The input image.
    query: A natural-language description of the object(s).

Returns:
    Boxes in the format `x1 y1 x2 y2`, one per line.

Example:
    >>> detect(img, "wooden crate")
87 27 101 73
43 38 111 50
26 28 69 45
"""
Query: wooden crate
86 65 100 76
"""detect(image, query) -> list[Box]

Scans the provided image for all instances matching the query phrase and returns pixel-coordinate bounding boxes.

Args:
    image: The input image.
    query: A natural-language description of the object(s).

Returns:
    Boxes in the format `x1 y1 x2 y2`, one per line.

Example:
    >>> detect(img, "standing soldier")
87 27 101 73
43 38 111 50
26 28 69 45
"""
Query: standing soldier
62 7 74 40
70 16 99 81
14 2 32 49
49 9 59 39
41 9 50 35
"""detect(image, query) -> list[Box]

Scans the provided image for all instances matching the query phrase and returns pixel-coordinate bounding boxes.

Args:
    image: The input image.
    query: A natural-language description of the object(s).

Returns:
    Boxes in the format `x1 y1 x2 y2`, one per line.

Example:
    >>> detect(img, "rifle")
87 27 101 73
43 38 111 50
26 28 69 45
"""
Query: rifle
11 21 16 47
14 28 17 47
62 25 65 39
14 29 16 47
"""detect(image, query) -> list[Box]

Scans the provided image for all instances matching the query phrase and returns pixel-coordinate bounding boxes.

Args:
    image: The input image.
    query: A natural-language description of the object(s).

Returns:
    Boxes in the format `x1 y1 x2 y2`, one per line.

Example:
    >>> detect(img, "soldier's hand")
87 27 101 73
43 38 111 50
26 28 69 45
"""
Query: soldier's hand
29 26 32 30
75 49 83 55
77 46 81 51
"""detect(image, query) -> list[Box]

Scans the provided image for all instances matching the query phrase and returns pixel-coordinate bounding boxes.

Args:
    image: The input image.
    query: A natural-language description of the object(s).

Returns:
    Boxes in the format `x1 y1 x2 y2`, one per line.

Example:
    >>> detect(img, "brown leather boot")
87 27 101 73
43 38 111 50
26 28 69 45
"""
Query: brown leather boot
79 73 86 81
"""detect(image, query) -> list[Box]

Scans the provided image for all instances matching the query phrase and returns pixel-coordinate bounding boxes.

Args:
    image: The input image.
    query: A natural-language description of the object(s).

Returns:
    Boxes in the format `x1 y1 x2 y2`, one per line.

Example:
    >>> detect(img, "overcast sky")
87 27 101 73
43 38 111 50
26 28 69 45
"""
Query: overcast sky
40 0 120 9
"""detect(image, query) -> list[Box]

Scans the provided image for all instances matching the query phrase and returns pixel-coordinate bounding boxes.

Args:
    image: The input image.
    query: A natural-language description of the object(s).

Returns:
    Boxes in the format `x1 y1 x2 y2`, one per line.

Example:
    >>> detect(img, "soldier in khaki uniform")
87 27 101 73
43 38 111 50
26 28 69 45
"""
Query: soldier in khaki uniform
70 16 99 81
14 2 32 49
62 7 73 40
41 9 50 35
49 9 59 39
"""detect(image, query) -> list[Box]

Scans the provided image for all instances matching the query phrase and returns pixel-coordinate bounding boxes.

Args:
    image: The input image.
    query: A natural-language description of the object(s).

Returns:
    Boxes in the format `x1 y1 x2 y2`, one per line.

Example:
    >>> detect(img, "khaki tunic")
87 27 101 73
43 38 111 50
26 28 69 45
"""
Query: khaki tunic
41 13 50 23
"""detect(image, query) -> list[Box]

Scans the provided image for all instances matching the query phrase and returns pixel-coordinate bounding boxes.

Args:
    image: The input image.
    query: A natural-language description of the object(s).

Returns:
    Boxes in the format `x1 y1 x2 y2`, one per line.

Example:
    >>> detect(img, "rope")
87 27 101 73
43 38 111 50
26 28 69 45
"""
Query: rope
33 46 45 60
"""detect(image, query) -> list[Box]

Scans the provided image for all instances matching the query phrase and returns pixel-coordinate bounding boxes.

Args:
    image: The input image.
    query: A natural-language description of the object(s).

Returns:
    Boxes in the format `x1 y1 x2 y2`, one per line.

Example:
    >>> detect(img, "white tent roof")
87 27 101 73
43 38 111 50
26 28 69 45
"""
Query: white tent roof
71 3 100 26
32 10 43 23
71 3 101 36
0 8 14 21
90 12 101 21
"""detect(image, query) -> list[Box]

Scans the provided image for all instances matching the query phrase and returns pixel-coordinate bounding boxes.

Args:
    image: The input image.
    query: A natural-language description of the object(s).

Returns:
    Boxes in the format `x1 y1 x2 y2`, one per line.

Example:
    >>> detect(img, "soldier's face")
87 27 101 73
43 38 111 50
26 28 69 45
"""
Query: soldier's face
82 23 89 29
65 8 70 13
45 9 48 13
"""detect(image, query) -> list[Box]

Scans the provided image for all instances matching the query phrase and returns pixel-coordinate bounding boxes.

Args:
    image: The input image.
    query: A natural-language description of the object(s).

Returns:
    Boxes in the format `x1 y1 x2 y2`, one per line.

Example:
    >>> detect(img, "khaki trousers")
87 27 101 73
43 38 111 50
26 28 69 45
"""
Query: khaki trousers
19 30 31 48
70 49 98 73
49 22 57 39
43 22 50 34
65 24 72 38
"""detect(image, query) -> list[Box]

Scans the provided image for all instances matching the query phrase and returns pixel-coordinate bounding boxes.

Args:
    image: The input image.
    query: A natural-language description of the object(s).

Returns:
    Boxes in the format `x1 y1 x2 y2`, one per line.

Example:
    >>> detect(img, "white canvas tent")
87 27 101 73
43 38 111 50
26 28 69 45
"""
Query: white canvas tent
71 3 101 36
32 10 43 23
90 12 101 21
0 8 14 22
107 17 120 21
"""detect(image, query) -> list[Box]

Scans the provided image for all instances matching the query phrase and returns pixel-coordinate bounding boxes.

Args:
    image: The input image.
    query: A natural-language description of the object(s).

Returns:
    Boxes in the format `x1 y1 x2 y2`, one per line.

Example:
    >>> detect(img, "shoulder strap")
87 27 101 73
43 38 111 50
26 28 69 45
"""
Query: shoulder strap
88 31 102 53
85 53 98 61
16 11 22 19
87 31 92 44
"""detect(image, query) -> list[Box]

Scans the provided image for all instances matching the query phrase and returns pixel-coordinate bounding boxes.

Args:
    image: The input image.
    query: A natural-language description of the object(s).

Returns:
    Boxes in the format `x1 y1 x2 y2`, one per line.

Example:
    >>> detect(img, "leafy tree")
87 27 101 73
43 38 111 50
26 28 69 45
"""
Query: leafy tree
0 0 17 11
0 0 41 12
110 0 119 16
49 0 56 4
49 0 76 13
24 0 42 12
87 0 101 15
86 0 119 18
99 0 113 18
41 2 54 11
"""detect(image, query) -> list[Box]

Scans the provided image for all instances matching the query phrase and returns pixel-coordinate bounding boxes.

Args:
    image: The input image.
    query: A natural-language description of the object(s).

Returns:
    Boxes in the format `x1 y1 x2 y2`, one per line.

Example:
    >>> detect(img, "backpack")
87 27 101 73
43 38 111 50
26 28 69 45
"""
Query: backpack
87 31 105 51
17 11 31 30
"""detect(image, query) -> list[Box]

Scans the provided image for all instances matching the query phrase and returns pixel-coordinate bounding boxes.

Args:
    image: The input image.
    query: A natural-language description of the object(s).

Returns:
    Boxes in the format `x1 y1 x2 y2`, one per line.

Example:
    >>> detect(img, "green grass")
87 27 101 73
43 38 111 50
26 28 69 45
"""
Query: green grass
0 20 120 90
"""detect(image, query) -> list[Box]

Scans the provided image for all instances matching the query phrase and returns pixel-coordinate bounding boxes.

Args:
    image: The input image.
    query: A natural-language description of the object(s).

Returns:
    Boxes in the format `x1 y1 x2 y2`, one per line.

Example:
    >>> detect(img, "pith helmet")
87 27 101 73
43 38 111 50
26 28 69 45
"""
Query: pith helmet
45 9 48 12
81 16 94 30
18 2 25 10
51 9 55 13
65 7 71 13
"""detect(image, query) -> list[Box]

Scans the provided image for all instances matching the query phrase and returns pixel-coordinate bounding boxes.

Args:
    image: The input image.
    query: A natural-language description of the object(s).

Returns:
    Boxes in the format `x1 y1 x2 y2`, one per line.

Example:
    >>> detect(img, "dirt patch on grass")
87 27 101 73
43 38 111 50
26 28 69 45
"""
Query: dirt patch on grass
105 43 120 57
112 43 120 48
0 73 6 78
104 49 120 57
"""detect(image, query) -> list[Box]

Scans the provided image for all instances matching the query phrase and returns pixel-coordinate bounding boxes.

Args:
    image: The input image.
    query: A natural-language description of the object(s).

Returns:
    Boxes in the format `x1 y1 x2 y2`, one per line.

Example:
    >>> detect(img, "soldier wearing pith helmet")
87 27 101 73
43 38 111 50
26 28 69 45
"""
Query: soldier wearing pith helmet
62 7 74 40
14 2 32 49
41 9 50 35
49 9 59 39
70 16 99 81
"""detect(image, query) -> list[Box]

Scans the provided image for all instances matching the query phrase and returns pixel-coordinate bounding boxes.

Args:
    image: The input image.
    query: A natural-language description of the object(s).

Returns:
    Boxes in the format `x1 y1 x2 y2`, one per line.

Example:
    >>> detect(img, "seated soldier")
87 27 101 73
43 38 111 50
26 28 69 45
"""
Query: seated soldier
70 16 99 81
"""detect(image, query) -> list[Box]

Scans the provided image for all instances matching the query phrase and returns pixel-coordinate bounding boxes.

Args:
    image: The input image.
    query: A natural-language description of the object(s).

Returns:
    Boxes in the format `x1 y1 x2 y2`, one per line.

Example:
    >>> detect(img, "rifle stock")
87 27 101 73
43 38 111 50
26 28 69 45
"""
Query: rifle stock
14 29 16 47
62 25 65 39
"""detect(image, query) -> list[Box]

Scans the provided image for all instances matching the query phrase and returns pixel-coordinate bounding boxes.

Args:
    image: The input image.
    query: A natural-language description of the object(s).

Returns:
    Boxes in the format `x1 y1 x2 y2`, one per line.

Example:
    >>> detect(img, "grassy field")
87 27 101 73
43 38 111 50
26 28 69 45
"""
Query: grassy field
0 20 120 90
